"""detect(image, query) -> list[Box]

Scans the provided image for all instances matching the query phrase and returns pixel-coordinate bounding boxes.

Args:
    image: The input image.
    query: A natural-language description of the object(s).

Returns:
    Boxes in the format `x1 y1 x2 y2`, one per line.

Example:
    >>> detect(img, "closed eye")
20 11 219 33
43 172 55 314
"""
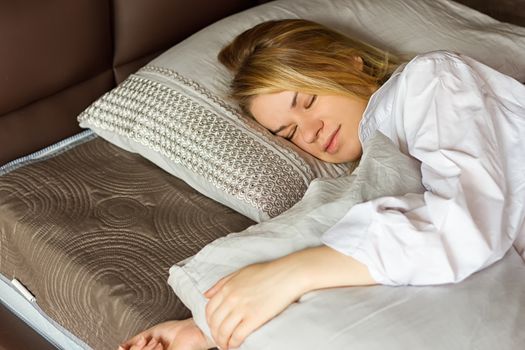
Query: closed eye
285 125 297 141
306 94 317 109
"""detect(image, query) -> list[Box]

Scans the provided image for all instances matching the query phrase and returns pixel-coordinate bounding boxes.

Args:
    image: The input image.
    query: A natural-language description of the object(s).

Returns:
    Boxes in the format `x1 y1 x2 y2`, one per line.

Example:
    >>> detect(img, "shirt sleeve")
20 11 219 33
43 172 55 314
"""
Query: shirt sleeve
321 51 519 286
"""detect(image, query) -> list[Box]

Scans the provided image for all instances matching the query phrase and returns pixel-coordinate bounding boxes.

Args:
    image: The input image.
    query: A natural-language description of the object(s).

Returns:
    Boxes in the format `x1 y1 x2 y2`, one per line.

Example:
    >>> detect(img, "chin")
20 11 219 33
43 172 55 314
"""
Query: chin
323 152 361 164
318 155 350 164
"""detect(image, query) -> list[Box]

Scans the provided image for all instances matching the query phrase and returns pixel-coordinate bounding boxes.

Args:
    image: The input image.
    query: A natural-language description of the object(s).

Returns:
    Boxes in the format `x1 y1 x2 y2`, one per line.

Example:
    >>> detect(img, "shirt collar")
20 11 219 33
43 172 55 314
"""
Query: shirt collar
358 63 405 145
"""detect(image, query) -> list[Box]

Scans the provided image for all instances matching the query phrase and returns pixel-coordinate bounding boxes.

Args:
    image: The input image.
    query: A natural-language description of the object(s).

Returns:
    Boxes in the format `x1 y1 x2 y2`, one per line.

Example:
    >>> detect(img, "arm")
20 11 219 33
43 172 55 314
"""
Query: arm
204 246 375 350
322 51 523 286
279 245 376 290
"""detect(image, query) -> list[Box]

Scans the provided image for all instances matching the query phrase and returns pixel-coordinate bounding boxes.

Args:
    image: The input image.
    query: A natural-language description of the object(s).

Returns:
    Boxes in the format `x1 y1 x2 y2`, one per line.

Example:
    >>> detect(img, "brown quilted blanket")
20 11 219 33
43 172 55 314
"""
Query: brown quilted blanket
0 136 254 349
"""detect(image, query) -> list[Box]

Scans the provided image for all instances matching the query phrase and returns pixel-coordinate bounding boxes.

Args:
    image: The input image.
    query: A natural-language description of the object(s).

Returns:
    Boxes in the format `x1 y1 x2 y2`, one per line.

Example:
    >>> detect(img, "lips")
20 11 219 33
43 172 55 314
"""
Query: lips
323 125 341 154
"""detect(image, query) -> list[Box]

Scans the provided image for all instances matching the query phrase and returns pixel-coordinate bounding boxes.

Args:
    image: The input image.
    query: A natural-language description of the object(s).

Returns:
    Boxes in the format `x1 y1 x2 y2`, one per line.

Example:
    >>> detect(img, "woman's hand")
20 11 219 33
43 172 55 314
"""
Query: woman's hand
204 259 308 350
204 262 305 349
204 246 375 350
120 336 163 350
118 318 215 350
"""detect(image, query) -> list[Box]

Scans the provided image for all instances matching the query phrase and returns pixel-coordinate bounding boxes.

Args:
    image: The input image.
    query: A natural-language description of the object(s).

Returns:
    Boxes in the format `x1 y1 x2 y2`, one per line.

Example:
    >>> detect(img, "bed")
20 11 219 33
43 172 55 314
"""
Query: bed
0 1 524 349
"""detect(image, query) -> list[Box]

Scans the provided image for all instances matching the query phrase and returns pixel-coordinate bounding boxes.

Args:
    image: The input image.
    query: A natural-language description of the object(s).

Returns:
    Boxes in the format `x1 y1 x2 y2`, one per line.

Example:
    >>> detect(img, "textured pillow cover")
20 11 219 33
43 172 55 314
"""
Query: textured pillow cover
78 0 525 222
168 133 525 349
78 76 352 222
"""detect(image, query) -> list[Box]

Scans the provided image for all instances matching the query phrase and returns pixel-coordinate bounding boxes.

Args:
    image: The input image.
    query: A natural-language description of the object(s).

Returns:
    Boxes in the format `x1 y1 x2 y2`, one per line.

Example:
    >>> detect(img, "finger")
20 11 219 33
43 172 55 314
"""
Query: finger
228 319 259 349
204 274 234 298
143 338 159 350
121 334 148 349
148 338 164 350
129 335 148 350
208 301 235 346
205 290 226 326
216 312 243 350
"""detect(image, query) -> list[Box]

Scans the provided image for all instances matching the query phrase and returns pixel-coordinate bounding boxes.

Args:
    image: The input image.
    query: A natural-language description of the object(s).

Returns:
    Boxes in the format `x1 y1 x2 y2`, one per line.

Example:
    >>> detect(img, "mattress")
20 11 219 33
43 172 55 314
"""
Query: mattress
0 132 254 349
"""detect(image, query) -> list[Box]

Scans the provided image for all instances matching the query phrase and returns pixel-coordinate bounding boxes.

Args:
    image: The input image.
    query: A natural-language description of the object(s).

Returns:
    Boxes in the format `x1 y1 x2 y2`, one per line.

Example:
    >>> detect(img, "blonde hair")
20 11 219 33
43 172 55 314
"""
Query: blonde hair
218 19 403 116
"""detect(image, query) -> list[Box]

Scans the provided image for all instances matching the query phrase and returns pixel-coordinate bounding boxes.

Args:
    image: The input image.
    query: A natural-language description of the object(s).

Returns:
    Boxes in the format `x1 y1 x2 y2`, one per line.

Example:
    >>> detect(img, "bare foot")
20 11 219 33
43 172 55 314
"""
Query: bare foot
118 318 216 350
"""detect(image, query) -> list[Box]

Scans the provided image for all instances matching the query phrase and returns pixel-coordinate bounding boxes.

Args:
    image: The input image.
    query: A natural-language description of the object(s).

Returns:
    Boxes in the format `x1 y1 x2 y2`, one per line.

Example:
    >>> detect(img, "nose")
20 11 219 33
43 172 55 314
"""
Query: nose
298 117 323 144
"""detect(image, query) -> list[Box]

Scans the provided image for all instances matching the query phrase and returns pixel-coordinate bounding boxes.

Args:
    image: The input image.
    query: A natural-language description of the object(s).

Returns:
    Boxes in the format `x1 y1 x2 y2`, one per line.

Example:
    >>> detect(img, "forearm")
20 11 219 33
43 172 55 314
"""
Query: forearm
203 246 376 349
275 245 377 295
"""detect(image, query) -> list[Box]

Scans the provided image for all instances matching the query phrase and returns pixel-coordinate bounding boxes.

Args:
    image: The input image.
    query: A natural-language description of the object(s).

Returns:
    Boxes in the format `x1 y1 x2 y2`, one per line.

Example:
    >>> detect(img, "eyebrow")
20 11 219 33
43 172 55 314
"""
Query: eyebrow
270 92 297 135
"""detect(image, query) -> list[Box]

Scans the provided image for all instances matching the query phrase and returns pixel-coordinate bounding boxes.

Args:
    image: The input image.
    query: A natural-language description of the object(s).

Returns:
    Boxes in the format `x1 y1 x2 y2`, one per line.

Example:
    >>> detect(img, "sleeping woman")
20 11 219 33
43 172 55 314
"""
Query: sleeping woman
119 19 525 350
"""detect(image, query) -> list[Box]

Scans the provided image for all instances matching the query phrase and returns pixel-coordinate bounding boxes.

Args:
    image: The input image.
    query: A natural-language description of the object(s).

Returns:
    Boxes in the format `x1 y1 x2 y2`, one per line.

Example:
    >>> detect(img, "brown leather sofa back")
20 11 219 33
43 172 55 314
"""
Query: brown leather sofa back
0 0 260 165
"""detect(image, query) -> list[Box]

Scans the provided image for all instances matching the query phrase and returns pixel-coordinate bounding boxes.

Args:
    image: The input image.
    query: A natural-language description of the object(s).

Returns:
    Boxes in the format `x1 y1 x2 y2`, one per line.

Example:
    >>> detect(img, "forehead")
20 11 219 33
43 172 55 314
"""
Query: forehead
250 91 295 127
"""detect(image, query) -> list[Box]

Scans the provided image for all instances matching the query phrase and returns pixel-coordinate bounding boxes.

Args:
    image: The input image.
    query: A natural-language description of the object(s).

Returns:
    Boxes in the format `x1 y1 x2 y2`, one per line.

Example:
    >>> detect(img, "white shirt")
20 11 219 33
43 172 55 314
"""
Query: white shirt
321 50 525 285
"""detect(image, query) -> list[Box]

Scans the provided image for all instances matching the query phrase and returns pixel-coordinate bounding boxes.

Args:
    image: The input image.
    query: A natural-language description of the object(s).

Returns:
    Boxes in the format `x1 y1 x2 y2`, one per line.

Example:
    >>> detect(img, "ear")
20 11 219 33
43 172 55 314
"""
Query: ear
353 56 364 71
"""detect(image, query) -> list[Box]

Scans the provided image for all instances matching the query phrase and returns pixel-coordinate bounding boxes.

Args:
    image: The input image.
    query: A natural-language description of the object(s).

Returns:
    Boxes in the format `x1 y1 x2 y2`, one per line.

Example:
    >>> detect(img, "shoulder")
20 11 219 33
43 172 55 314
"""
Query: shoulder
406 50 468 68
399 50 479 88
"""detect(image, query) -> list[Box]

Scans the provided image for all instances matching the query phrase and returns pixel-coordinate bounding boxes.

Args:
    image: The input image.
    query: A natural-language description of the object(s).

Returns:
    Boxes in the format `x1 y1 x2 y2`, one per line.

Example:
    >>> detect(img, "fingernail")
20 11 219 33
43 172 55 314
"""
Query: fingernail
138 336 146 345
118 346 125 350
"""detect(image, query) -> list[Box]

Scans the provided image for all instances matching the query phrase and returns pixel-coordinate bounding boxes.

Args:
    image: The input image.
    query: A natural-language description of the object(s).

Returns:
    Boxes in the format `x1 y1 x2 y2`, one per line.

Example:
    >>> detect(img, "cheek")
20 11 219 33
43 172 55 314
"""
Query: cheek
294 139 323 158
341 139 363 162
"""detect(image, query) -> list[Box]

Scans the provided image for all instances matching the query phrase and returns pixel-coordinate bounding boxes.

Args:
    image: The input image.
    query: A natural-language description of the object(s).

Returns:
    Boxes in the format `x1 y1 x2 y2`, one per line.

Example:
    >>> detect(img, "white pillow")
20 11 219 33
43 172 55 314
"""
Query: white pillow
168 132 525 349
79 0 525 222
151 0 525 85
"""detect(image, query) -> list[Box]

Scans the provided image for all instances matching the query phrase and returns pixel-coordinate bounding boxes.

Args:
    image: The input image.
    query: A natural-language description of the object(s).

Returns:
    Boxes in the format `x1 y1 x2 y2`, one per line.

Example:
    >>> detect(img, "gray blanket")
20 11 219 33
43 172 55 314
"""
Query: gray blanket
169 132 525 349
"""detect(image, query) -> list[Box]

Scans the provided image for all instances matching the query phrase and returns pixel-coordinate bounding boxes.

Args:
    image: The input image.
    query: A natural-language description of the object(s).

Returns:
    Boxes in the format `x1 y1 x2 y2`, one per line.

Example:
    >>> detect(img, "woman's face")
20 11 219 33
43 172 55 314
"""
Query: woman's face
250 91 368 163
